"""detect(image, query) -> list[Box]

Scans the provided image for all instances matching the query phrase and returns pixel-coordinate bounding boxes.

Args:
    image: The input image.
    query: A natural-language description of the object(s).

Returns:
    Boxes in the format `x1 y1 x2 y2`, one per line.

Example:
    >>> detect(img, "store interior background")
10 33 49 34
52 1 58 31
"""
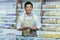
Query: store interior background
16 0 60 40
0 0 60 40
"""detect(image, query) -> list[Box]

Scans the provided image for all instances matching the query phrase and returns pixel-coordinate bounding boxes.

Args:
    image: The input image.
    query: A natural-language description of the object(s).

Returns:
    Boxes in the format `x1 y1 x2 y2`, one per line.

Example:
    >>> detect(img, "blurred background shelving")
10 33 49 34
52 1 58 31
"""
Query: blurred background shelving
41 0 60 40
0 0 16 29
0 0 60 40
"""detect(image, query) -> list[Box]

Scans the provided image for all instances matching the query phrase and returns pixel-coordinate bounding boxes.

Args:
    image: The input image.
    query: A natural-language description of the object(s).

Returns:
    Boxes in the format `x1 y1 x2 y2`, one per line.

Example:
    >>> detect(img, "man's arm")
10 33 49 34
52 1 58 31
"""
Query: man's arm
34 15 41 30
17 16 23 30
30 15 41 30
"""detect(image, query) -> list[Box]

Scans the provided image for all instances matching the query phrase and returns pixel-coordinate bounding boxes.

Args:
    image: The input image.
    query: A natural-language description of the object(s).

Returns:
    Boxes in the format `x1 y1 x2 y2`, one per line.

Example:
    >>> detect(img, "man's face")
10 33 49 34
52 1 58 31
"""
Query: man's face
25 4 33 14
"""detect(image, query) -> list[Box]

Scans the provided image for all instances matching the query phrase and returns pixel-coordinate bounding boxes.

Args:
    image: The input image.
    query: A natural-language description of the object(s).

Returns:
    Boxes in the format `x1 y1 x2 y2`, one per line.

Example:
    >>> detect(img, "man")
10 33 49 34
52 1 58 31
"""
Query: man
17 1 41 37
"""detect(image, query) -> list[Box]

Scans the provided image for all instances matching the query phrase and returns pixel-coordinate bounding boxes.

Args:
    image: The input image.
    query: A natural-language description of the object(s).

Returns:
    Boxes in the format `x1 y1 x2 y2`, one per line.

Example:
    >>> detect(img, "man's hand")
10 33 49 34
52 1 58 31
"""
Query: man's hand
30 27 38 30
19 27 30 30
19 27 24 30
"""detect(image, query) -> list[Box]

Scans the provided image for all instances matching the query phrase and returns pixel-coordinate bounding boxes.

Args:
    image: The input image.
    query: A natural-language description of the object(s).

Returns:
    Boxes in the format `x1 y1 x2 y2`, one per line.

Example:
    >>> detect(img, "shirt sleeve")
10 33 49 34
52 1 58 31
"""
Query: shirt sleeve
17 16 22 29
34 15 41 29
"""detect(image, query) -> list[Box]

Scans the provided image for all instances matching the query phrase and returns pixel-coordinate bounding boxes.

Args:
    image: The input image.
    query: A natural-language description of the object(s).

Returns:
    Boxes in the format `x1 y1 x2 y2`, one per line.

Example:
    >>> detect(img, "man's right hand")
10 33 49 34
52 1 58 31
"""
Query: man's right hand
19 27 24 30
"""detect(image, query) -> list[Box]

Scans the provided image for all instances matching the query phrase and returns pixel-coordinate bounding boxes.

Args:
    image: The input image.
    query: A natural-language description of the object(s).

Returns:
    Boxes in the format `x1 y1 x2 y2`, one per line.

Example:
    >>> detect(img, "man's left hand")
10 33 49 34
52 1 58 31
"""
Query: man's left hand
30 27 37 30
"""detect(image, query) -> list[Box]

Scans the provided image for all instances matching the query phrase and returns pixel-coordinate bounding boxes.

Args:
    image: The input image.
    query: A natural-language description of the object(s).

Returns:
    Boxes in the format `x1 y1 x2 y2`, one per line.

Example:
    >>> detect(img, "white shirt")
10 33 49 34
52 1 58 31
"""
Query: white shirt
17 14 41 29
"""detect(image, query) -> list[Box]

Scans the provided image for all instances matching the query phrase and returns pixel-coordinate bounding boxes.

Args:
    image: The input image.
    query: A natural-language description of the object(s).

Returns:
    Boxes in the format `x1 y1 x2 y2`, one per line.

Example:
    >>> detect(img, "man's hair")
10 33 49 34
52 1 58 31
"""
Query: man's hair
24 1 33 8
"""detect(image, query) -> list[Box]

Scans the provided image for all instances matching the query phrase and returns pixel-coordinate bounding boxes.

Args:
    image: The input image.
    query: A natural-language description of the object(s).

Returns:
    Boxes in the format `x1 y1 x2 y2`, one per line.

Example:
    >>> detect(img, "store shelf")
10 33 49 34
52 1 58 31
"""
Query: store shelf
42 9 60 11
16 36 56 40
42 16 60 18
0 16 16 17
0 22 16 24
41 0 60 33
42 24 60 26
0 35 16 40
0 29 17 35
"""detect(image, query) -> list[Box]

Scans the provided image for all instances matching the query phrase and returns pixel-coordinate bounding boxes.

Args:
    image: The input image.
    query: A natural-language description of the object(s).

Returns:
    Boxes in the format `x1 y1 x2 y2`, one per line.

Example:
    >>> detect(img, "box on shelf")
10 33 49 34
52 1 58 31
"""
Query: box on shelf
42 19 56 24
44 11 60 16
56 27 60 31
42 26 56 31
42 4 60 9
42 34 55 38
44 11 56 16
57 19 60 24
42 32 60 38
42 4 56 9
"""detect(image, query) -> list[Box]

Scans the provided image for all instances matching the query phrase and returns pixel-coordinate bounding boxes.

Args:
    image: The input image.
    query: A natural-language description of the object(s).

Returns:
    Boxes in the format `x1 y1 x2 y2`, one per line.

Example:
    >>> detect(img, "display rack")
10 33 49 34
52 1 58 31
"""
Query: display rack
0 35 16 40
0 0 16 29
41 0 60 27
41 0 60 39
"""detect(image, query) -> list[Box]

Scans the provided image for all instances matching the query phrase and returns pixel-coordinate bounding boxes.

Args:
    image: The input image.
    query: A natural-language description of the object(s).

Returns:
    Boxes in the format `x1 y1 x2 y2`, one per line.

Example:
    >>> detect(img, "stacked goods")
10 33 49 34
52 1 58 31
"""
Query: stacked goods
57 19 60 24
41 31 60 38
44 11 60 16
44 11 56 16
42 4 56 9
56 27 60 31
42 19 56 24
56 12 60 16
56 4 60 8
42 26 56 31
42 4 60 9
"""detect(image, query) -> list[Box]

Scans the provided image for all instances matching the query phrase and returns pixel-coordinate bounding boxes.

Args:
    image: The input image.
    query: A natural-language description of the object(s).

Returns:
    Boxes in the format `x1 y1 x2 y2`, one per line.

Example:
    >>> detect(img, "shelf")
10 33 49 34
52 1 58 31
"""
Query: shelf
0 16 16 17
42 16 60 18
0 22 16 24
42 24 60 26
17 36 56 40
42 9 60 11
0 29 17 35
37 30 60 34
